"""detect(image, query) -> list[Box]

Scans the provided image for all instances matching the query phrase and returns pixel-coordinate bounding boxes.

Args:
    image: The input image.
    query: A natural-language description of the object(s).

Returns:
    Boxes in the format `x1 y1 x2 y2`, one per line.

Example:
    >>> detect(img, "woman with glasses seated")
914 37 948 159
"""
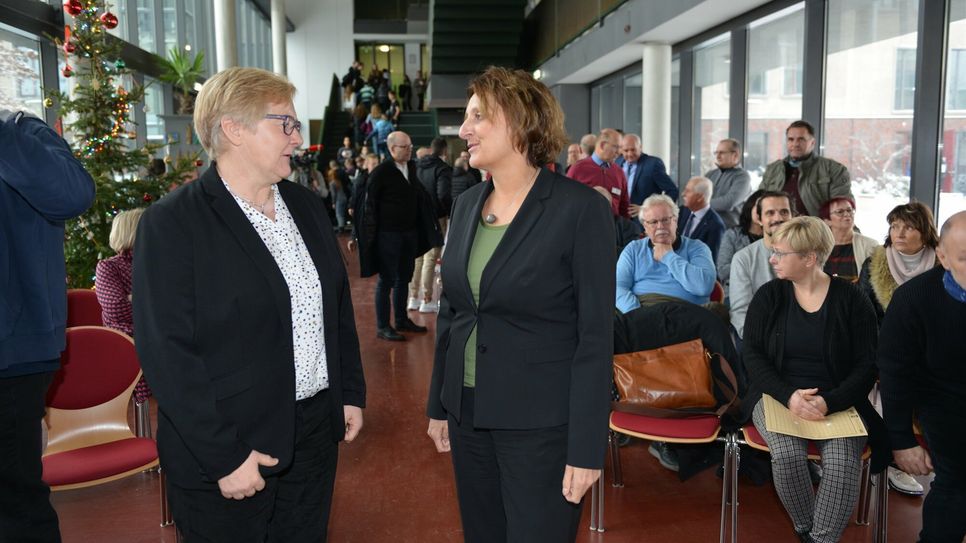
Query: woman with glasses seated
133 67 365 542
818 197 879 282
744 216 887 543
615 193 717 313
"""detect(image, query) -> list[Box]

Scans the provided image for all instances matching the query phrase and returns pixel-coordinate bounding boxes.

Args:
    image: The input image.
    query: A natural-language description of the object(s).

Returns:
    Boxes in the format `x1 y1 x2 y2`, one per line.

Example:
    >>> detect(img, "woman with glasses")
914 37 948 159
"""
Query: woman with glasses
133 67 365 542
744 216 887 543
615 193 717 313
426 67 614 543
818 197 879 282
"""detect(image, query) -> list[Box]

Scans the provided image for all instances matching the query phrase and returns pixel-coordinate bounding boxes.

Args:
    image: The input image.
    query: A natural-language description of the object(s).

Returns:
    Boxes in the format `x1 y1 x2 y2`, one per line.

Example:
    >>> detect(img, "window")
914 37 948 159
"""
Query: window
746 4 805 184
693 34 730 175
824 0 919 242
623 73 642 138
137 0 157 53
185 0 196 54
144 77 164 142
749 71 766 96
939 0 966 224
106 0 130 42
670 57 680 183
162 0 178 55
0 25 43 117
894 48 916 110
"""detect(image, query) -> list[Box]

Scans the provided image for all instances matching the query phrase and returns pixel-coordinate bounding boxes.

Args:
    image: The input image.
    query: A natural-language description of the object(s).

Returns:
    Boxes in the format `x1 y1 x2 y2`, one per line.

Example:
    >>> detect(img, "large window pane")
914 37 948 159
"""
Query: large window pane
144 77 164 142
623 72 642 137
598 80 620 130
184 0 196 53
693 34 730 175
824 0 919 242
0 24 43 117
137 0 157 52
940 0 966 225
670 58 680 183
745 3 804 186
162 0 178 55
106 0 129 42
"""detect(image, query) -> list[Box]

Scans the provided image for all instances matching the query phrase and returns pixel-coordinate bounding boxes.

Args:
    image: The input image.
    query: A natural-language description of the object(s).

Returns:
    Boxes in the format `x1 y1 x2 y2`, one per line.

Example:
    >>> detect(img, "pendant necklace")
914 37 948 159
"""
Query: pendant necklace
484 168 539 225
224 179 274 214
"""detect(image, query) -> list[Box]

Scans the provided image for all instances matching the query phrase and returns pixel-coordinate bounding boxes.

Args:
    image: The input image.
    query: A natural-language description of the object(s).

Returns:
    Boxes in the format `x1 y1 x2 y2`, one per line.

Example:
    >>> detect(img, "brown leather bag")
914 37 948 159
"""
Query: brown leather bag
612 338 738 418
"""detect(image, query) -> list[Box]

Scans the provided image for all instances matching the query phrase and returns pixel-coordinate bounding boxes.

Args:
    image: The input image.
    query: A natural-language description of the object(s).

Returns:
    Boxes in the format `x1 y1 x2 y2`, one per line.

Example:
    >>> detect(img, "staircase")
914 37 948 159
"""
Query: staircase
319 109 352 166
397 111 438 149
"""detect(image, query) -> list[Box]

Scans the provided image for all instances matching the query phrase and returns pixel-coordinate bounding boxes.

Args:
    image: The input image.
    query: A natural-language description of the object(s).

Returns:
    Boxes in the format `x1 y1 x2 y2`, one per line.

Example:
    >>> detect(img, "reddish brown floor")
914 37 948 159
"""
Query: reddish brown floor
51 235 929 542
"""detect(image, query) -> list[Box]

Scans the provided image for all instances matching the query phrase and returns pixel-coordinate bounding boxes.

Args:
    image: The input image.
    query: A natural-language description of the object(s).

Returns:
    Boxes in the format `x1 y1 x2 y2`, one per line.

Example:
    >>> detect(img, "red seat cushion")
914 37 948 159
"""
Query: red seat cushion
611 411 720 440
42 438 157 487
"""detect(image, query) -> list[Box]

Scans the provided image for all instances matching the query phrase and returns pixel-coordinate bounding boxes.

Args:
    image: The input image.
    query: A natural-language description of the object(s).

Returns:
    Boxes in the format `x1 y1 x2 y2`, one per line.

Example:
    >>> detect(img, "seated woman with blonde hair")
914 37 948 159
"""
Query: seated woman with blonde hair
743 216 888 543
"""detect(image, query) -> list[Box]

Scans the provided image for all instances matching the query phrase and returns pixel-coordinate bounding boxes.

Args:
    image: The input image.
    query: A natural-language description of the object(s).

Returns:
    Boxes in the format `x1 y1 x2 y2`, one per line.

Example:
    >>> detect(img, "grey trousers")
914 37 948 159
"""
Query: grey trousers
752 399 865 543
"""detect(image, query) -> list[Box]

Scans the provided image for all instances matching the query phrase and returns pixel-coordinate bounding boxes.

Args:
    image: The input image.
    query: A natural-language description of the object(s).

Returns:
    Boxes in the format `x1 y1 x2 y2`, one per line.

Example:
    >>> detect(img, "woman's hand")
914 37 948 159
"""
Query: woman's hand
788 388 826 421
562 465 600 504
427 418 450 452
217 449 279 500
343 405 363 442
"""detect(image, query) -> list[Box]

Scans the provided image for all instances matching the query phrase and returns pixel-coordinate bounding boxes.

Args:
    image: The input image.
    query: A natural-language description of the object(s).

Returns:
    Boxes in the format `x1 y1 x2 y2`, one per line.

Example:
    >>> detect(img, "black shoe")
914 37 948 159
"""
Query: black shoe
396 318 427 333
377 327 405 341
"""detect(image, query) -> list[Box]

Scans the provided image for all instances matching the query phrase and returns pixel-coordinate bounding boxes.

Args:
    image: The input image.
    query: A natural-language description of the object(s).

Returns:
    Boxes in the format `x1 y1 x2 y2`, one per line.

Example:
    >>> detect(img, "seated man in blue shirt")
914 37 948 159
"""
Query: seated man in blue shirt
616 194 716 313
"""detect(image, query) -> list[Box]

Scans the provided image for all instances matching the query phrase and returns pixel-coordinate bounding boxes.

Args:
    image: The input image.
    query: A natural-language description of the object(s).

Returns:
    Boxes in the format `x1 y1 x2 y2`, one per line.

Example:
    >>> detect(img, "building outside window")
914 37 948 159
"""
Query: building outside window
137 0 157 53
824 0 919 242
940 0 966 224
0 24 43 118
692 33 730 175
144 76 164 142
162 0 178 55
745 3 805 185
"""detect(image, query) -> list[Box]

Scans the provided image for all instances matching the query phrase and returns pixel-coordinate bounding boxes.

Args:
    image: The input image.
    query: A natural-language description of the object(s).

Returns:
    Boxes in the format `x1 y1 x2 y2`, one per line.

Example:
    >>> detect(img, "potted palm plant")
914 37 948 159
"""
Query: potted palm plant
157 47 205 115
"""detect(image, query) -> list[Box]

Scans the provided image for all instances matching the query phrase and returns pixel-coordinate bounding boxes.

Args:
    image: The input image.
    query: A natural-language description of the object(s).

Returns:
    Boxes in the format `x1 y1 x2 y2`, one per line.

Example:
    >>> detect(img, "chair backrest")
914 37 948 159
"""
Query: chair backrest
710 281 724 303
67 288 104 327
45 326 140 455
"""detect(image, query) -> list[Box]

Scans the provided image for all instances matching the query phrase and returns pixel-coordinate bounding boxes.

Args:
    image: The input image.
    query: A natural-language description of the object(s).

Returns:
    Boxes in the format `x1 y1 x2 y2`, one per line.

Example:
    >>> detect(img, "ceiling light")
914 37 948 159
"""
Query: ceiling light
532 69 543 80
379 45 391 53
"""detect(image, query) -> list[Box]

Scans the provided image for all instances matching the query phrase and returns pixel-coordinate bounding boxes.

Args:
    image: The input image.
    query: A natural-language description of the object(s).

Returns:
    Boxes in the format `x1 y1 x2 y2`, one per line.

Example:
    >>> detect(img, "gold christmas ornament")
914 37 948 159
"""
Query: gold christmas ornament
44 97 54 108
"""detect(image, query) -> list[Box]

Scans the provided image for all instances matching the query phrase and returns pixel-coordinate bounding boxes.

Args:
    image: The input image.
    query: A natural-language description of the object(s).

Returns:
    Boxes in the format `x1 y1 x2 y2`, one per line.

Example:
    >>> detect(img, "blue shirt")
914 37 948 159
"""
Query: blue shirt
591 153 608 167
615 237 716 313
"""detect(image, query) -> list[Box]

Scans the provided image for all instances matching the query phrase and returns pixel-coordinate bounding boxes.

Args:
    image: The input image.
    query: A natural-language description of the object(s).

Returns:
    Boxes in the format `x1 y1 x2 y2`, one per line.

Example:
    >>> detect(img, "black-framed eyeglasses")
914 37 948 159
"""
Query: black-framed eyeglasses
264 114 302 136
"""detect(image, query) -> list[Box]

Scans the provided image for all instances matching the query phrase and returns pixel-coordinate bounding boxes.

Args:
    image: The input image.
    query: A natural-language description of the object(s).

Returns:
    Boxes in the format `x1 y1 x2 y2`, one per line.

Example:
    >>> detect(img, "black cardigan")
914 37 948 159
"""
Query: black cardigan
743 277 890 471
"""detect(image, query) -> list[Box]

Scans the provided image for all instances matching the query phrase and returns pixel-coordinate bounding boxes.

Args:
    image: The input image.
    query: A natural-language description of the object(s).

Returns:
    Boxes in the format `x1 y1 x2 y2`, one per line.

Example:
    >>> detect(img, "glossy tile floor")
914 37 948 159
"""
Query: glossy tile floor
51 236 930 542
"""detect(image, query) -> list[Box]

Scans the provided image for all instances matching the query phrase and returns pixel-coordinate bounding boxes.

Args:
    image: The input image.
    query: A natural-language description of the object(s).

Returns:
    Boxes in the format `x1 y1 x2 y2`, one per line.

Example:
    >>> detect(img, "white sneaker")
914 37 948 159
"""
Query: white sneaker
888 466 924 496
419 301 438 313
407 297 420 311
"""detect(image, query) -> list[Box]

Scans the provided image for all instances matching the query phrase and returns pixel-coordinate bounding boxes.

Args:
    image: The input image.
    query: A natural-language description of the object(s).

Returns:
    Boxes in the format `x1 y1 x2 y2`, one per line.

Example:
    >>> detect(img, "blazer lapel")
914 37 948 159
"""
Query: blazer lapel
449 180 492 310
479 169 552 302
201 168 293 331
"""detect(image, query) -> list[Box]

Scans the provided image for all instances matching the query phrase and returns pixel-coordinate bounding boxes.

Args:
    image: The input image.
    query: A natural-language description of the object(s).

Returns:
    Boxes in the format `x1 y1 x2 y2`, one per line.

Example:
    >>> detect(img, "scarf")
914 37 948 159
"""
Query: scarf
944 270 966 303
886 245 935 285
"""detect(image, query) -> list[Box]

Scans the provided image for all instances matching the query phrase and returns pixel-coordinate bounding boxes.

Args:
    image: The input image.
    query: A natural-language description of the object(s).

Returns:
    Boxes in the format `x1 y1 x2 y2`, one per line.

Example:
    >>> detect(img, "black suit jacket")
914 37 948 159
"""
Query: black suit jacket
133 165 366 488
617 154 678 204
677 206 726 263
426 169 615 468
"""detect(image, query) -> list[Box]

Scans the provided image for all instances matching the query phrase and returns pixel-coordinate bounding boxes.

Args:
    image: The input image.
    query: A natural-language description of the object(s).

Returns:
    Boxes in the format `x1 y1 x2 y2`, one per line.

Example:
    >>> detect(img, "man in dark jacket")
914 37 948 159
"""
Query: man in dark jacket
0 109 95 542
450 157 479 206
409 137 451 313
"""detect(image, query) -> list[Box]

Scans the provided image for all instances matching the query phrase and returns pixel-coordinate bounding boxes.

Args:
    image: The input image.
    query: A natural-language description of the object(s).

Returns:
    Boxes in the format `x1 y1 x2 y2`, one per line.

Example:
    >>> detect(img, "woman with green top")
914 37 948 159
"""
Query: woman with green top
425 66 614 543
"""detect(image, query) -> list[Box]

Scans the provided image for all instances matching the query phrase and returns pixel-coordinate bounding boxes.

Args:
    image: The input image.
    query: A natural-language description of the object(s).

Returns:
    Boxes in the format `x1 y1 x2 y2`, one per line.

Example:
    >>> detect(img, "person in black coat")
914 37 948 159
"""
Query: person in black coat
133 67 365 543
450 156 479 206
743 217 886 543
426 67 614 543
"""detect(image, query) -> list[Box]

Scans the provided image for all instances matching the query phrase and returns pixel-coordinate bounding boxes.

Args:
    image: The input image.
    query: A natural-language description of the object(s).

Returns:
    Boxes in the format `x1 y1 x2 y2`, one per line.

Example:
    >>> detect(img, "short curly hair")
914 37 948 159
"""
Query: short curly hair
467 66 568 168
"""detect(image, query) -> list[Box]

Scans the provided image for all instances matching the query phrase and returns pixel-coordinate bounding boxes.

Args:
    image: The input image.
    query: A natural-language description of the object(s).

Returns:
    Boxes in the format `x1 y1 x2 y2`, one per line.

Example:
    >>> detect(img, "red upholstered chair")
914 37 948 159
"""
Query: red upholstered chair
66 288 103 327
42 326 169 525
710 281 725 303
587 411 726 534
717 424 885 543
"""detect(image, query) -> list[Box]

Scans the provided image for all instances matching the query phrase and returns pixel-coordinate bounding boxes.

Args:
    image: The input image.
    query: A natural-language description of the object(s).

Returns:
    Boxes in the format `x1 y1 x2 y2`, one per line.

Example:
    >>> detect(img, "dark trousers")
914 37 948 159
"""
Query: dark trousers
375 229 418 329
0 371 61 543
167 390 338 543
919 410 966 543
447 387 582 543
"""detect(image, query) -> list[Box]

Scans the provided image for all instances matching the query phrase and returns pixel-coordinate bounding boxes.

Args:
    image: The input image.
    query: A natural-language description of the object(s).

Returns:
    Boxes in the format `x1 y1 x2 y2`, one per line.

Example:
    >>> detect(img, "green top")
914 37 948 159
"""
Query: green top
463 220 509 387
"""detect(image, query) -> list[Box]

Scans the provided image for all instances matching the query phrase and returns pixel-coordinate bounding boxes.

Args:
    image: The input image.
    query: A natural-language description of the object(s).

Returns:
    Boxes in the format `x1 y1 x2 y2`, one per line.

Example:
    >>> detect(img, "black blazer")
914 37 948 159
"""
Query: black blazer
677 206 726 263
133 165 366 489
426 168 615 469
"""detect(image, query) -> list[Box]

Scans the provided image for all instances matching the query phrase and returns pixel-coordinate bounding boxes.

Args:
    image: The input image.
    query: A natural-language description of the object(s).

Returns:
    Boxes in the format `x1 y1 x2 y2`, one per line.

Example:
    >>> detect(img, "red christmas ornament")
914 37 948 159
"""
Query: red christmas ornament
63 41 76 54
194 159 204 167
62 65 74 78
99 11 119 29
142 193 153 203
63 0 82 16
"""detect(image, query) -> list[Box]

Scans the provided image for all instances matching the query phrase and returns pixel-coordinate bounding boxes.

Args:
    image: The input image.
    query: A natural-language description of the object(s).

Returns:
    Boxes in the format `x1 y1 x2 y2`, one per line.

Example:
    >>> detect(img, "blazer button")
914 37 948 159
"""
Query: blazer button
478 344 487 354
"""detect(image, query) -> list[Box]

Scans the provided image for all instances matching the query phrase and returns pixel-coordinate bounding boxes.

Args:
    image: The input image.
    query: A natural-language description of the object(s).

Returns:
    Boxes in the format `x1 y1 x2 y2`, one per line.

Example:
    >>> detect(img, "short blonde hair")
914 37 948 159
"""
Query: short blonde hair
467 66 568 168
772 216 835 266
109 208 146 253
193 67 297 160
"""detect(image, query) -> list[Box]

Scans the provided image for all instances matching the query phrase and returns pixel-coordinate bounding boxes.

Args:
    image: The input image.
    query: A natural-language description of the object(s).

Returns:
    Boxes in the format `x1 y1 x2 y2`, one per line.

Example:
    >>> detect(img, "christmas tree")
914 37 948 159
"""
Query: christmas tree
48 0 199 287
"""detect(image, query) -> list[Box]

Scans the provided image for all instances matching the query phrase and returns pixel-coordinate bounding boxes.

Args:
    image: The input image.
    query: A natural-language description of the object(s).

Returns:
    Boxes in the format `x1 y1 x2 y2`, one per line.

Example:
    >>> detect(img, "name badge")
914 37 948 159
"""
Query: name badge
610 187 622 196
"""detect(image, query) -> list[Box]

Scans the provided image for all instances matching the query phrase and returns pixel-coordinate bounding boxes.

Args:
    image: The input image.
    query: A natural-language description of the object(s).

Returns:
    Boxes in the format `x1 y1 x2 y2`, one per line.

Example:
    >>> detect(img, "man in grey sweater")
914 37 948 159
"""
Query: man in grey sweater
706 138 752 228
729 191 794 336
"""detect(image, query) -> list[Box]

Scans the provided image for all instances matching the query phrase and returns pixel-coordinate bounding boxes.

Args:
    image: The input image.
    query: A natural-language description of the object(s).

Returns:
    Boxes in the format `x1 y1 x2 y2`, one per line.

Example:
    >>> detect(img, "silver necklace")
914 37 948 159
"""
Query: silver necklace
225 180 273 214
484 168 539 225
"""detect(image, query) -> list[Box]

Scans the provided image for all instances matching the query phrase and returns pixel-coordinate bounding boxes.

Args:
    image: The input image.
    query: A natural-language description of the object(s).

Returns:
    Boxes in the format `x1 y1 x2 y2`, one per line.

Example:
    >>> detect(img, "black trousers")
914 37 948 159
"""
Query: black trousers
447 387 582 543
0 370 61 543
167 390 338 543
919 410 966 543
374 229 418 329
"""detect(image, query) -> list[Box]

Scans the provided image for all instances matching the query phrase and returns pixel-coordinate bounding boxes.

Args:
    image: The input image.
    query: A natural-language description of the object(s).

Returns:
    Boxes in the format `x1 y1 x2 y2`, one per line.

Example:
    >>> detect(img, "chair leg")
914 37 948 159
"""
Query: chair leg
136 399 152 439
589 477 598 532
856 459 872 525
609 430 624 487
873 471 888 543
159 466 174 527
719 435 734 543
730 438 740 543
596 472 605 533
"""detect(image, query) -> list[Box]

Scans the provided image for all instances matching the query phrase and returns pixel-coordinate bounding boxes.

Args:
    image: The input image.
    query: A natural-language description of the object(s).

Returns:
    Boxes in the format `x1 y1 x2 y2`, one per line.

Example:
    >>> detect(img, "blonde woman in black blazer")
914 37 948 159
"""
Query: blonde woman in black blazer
425 67 615 543
133 68 365 543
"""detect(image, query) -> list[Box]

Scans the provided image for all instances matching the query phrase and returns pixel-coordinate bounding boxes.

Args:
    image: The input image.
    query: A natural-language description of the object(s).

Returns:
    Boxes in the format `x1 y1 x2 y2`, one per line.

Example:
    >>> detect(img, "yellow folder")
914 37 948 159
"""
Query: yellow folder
762 394 867 439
